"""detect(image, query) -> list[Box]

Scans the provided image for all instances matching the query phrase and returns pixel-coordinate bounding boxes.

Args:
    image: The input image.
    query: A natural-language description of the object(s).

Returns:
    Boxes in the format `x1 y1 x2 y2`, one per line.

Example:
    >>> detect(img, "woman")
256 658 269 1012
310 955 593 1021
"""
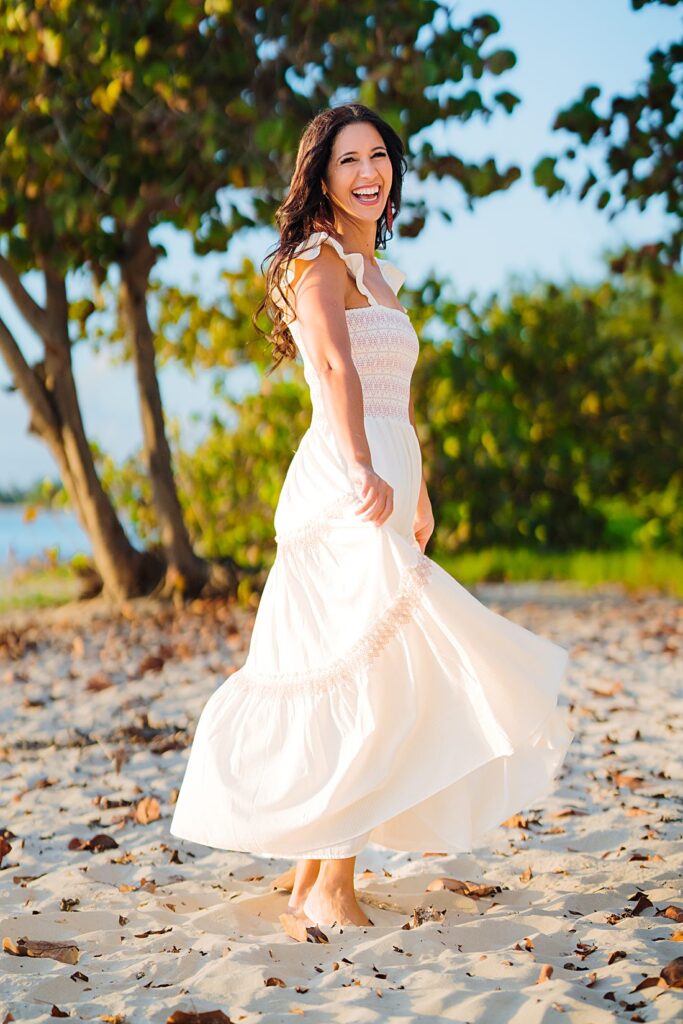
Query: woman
170 104 572 934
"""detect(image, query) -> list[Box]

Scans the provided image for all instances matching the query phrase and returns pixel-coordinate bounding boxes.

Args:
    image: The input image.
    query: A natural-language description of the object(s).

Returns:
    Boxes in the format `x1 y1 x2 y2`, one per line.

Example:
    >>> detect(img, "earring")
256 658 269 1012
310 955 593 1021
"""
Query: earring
386 199 393 232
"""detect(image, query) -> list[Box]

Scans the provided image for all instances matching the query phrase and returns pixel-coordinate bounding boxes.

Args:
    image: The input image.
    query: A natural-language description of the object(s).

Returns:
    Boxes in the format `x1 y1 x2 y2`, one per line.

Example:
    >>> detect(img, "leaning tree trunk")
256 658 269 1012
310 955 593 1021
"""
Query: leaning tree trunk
0 259 161 603
119 231 212 598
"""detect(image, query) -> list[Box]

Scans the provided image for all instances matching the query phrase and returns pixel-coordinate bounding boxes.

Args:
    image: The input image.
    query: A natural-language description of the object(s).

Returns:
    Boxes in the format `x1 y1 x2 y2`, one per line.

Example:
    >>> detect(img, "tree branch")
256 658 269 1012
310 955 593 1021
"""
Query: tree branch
0 314 60 440
0 254 50 340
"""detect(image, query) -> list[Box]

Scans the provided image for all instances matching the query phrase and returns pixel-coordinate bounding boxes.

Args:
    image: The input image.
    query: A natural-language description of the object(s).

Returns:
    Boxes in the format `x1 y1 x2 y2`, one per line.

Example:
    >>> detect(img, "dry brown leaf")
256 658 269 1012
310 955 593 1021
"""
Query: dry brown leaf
407 906 446 928
537 965 553 984
661 956 683 989
166 1013 233 1024
0 836 12 866
501 814 537 829
85 672 114 692
3 936 80 965
100 1016 127 1024
632 976 664 993
609 771 645 790
50 1008 69 1019
134 796 160 825
626 807 649 817
278 913 328 944
657 905 683 924
589 682 624 698
68 833 119 853
519 866 533 883
672 931 683 942
586 971 598 988
628 892 653 917
608 950 627 965
265 977 287 987
137 654 166 675
425 877 501 899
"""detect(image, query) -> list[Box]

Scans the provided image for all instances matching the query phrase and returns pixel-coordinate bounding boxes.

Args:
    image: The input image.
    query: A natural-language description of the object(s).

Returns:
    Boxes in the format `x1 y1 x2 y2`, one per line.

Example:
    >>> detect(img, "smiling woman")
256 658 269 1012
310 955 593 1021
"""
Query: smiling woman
171 104 572 939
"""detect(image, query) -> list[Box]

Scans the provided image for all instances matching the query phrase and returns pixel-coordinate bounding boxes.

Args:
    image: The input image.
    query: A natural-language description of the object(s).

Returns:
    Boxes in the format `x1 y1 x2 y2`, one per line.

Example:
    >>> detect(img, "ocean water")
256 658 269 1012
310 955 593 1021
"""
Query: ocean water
0 505 92 567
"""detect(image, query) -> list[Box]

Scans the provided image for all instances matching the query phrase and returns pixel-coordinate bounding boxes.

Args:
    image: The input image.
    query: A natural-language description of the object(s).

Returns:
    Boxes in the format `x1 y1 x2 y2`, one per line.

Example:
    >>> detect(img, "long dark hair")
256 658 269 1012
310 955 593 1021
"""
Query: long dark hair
252 104 408 374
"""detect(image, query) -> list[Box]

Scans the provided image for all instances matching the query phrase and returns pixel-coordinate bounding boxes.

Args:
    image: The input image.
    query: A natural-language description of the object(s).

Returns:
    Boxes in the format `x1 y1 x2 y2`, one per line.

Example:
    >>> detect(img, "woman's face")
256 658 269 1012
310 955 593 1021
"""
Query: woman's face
323 121 393 227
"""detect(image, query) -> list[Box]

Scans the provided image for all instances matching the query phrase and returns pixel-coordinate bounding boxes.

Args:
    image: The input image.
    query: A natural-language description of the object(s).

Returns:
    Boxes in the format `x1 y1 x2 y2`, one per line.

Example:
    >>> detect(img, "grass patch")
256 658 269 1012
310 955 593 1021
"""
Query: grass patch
0 562 81 614
1 547 681 615
435 546 683 596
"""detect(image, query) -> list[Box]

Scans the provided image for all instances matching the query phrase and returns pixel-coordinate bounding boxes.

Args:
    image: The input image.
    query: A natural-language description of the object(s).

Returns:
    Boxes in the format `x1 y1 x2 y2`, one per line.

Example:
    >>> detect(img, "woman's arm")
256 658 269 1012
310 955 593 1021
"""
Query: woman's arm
292 247 394 526
408 387 434 552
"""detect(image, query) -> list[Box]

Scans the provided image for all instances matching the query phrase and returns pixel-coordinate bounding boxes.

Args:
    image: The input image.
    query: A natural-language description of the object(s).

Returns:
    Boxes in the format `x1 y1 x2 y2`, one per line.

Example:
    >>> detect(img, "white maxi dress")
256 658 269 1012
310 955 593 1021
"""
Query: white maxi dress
170 230 573 860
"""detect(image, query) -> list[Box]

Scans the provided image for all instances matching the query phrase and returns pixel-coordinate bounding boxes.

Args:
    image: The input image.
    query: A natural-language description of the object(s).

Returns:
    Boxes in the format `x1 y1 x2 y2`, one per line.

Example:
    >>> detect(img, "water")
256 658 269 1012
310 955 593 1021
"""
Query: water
0 504 92 567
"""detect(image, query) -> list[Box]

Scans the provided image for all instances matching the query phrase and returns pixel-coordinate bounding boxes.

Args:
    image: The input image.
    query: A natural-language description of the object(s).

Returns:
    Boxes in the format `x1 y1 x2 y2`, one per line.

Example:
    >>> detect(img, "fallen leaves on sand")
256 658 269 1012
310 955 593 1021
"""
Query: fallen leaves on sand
3 936 80 965
588 681 624 698
86 671 114 692
608 950 627 965
50 1007 69 1019
631 956 683 992
628 892 654 916
264 977 287 987
425 877 503 899
657 905 683 923
166 1012 233 1024
519 865 533 883
134 796 161 825
68 833 119 853
278 913 328 944
403 906 446 929
501 814 540 829
608 770 645 790
537 964 553 983
0 835 12 865
137 653 166 675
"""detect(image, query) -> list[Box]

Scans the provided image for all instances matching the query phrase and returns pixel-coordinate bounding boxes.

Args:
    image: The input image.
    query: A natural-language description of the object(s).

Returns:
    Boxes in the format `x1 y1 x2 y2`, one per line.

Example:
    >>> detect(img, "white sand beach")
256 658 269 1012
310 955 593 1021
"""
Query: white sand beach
1 582 681 1023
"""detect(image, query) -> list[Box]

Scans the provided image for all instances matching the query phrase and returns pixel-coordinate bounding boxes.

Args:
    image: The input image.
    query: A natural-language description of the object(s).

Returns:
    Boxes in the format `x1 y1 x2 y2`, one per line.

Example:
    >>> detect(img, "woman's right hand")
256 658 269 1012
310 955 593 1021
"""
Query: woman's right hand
348 462 394 526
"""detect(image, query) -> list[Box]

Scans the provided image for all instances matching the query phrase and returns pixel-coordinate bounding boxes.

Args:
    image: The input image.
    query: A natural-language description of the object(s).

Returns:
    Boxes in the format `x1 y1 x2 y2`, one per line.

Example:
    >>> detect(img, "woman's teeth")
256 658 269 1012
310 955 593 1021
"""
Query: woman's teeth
352 187 381 205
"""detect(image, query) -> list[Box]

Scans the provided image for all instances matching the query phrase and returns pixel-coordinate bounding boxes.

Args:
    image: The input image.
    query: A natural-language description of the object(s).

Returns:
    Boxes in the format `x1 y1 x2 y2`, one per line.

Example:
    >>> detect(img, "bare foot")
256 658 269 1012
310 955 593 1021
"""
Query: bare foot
303 887 374 927
271 866 296 893
273 861 321 913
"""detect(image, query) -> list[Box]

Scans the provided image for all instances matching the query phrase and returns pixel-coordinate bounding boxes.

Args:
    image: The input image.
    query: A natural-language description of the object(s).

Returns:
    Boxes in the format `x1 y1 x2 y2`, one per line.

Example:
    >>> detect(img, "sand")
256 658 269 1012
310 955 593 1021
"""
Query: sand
0 582 681 1023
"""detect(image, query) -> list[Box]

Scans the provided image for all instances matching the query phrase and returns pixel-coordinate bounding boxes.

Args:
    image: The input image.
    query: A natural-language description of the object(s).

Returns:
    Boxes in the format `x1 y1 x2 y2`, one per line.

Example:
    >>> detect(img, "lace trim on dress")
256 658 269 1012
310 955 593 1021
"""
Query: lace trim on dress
229 551 432 696
274 492 358 550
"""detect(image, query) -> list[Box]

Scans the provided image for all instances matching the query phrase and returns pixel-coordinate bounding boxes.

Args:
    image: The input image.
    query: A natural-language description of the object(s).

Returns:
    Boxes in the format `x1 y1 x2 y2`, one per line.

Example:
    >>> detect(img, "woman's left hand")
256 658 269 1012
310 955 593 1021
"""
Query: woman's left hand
413 477 434 553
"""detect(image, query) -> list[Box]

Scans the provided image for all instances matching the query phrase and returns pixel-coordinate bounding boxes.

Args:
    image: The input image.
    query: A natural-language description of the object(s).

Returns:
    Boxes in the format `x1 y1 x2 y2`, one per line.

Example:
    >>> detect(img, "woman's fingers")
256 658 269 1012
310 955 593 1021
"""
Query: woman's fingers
355 482 393 525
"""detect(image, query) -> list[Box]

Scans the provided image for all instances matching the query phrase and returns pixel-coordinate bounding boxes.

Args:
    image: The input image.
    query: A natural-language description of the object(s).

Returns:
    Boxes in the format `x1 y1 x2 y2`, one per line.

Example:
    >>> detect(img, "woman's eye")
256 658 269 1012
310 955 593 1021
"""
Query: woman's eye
341 152 387 164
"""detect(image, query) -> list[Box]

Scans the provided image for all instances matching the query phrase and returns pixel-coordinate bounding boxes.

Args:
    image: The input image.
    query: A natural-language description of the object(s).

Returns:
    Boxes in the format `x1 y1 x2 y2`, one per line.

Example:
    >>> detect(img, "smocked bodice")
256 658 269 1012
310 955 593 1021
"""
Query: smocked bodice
290 305 419 424
271 229 418 424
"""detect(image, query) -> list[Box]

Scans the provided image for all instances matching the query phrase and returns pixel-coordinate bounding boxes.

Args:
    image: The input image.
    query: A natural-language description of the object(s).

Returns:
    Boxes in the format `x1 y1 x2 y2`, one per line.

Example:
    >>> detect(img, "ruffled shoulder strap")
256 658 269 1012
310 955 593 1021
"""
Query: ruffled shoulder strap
271 230 406 325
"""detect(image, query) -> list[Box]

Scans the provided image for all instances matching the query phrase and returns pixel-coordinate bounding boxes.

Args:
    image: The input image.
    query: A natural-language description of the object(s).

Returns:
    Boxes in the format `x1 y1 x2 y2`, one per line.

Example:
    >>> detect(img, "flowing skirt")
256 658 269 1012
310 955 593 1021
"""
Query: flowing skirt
170 413 572 859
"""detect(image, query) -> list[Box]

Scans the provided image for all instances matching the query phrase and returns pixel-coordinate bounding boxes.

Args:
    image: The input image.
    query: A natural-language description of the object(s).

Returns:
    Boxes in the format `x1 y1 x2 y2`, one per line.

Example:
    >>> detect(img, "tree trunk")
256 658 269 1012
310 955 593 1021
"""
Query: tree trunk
0 264 162 604
119 232 211 597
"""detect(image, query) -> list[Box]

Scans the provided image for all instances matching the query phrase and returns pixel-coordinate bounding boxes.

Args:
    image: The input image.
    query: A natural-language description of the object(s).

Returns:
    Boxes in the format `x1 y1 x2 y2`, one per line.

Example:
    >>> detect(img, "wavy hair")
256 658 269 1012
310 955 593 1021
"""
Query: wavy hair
252 103 408 374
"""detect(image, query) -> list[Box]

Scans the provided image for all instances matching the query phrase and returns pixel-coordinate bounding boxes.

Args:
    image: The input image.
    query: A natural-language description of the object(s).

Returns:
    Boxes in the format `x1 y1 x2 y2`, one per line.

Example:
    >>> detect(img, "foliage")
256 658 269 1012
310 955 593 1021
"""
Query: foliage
533 0 682 279
94 258 683 562
0 0 523 282
409 262 683 552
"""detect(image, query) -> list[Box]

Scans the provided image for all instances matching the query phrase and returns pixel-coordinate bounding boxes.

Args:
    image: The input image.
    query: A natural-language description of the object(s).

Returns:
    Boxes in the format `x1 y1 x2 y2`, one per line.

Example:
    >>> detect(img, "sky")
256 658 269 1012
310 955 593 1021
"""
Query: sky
0 0 679 489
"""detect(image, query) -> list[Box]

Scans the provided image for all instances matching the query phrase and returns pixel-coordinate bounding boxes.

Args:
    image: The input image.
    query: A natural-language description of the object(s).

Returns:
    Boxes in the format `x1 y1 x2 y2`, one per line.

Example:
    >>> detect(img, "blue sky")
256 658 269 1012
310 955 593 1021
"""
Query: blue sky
0 0 679 489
